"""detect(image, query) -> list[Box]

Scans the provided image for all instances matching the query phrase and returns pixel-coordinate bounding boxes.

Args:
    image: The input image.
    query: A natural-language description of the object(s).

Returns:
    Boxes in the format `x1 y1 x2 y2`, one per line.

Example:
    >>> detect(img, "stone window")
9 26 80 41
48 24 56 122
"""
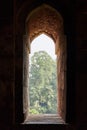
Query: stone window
23 4 67 124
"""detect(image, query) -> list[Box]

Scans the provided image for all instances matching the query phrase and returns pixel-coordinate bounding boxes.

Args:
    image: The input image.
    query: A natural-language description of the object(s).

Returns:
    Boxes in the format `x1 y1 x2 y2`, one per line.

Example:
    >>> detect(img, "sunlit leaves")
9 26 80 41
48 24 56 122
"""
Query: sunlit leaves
29 51 57 114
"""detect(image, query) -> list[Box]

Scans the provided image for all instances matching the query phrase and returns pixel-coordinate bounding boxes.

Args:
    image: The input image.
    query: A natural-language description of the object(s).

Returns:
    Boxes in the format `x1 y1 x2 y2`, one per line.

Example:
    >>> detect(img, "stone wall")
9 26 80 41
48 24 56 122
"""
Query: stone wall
0 0 87 130
0 25 14 125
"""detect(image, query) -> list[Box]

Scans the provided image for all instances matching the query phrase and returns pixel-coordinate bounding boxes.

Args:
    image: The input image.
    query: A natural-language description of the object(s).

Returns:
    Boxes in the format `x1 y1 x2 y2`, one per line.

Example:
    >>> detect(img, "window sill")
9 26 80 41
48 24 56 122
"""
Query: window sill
23 114 65 124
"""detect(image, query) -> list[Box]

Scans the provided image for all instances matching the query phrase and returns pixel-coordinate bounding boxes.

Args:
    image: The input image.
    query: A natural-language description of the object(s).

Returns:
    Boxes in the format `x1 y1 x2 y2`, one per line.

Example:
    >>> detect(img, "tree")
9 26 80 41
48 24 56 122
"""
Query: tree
29 51 57 114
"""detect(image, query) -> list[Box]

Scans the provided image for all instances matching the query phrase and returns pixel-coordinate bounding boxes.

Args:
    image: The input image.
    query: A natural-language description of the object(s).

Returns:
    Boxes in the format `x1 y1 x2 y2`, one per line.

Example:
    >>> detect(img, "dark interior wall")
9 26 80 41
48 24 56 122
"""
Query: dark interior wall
0 0 87 130
0 0 14 126
75 2 87 125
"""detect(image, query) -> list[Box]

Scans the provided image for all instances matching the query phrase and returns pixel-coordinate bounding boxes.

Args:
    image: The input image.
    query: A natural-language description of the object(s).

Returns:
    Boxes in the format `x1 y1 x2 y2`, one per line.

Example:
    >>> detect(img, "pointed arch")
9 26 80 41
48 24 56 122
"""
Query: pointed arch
26 4 63 43
30 34 56 58
23 4 67 124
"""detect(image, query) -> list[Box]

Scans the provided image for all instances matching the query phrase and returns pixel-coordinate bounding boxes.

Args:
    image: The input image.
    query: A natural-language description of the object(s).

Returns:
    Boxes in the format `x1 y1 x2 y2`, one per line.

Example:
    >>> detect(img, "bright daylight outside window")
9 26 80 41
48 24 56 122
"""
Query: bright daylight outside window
29 34 58 115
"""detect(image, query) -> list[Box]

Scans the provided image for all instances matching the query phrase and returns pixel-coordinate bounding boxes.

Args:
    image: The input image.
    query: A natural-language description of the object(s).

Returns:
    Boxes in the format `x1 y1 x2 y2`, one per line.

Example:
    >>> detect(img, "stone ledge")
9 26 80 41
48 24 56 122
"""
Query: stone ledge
23 114 65 124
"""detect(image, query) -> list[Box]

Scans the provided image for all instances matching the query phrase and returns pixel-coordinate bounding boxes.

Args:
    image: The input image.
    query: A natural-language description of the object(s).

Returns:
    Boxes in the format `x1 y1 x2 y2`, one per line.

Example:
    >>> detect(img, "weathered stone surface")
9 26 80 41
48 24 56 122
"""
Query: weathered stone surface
26 4 63 43
0 0 87 129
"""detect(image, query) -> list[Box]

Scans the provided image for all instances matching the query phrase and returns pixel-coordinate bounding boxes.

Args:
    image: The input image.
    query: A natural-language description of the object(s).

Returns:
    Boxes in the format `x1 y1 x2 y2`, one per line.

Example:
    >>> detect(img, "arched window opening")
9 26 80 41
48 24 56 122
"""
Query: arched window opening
30 34 56 60
29 34 58 115
23 4 67 124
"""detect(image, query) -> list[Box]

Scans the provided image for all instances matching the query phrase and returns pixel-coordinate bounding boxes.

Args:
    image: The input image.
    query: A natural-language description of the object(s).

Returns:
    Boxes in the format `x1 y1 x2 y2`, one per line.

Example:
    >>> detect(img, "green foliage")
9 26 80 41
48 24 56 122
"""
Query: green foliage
29 108 39 114
29 51 57 114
